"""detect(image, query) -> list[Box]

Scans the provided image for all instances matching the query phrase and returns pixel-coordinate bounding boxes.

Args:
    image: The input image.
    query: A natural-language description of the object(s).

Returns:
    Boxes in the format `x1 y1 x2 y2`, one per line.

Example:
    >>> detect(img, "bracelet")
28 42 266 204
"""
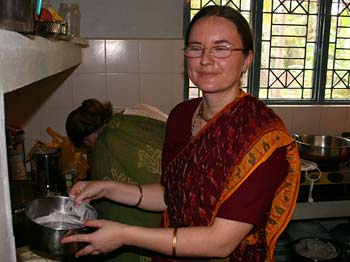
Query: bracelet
172 227 178 257
134 184 143 207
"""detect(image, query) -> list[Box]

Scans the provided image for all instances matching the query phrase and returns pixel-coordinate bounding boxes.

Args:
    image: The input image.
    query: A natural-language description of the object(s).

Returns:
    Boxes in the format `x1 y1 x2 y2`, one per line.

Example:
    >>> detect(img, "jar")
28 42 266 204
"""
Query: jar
58 3 80 39
6 126 27 180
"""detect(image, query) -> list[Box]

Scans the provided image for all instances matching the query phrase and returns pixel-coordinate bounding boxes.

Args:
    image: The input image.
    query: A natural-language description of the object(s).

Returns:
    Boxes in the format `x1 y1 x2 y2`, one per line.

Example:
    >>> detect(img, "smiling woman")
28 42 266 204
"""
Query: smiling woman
61 6 300 262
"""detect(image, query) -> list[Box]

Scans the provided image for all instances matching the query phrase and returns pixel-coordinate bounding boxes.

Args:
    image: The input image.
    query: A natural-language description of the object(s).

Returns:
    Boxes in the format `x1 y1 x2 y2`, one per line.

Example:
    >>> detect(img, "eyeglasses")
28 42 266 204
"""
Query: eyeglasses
183 45 246 58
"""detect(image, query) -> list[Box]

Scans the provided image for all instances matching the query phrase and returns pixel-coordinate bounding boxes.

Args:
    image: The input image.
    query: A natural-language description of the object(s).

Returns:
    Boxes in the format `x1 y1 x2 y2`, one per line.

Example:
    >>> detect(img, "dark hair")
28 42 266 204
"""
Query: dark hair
185 5 254 54
65 99 113 148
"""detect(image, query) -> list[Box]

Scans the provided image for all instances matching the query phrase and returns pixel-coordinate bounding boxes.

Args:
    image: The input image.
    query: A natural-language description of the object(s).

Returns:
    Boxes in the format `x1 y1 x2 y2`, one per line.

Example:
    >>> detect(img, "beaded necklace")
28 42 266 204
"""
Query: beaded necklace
191 102 211 136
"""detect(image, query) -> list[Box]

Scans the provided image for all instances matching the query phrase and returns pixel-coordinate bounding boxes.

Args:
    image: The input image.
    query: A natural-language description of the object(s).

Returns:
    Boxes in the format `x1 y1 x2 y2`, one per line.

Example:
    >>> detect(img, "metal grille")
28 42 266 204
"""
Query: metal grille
187 0 251 99
187 0 350 102
326 0 350 99
260 0 318 100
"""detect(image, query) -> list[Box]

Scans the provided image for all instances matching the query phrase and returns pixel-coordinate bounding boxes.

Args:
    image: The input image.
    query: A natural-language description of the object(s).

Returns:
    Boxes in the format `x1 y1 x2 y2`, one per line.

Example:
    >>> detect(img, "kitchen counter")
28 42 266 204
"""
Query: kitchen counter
0 29 81 262
293 200 350 220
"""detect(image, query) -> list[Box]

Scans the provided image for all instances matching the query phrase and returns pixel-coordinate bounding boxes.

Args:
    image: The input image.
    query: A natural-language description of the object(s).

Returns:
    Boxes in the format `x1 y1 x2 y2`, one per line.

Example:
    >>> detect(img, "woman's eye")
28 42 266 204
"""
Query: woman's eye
188 46 203 51
213 46 230 51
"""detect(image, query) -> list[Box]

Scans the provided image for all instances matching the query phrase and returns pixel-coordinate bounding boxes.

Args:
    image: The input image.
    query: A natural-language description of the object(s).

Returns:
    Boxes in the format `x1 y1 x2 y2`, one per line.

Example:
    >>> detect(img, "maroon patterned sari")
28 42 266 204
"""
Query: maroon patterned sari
154 92 300 262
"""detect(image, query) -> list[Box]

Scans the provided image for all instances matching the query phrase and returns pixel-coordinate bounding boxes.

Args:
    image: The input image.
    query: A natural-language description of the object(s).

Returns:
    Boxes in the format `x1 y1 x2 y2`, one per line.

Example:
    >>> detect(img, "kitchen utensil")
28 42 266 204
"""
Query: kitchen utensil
0 0 42 33
31 147 66 195
24 196 97 259
291 237 342 262
293 134 350 163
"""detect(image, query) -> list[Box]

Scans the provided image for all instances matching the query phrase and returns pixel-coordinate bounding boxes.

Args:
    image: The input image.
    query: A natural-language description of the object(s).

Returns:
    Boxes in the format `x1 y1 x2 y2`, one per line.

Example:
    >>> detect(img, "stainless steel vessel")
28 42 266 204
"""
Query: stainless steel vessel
24 196 97 259
293 134 350 163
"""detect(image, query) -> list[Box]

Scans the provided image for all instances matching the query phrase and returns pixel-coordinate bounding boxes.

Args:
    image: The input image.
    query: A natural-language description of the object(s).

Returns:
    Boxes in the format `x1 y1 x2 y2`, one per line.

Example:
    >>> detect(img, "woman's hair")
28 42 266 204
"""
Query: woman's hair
65 99 113 148
185 5 254 54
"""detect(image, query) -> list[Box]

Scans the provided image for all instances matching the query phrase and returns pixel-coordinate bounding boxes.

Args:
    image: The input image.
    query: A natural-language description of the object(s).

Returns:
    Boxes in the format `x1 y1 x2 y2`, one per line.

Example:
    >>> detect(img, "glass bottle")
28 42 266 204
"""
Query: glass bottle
58 3 81 40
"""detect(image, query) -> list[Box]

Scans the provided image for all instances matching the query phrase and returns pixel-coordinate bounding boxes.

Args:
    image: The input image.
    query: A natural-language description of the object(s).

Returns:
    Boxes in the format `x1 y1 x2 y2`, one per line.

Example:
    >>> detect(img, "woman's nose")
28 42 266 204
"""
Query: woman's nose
200 48 215 65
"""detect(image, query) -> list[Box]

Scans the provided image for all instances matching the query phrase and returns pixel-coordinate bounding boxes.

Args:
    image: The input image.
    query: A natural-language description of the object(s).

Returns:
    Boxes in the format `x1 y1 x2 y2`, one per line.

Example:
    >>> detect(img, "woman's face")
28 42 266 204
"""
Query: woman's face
186 16 252 95
83 132 99 148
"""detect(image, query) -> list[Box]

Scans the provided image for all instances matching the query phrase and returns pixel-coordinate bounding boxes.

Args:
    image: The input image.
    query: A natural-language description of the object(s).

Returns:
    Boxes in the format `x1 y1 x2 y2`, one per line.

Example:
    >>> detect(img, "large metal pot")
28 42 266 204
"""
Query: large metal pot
24 196 97 260
293 134 350 163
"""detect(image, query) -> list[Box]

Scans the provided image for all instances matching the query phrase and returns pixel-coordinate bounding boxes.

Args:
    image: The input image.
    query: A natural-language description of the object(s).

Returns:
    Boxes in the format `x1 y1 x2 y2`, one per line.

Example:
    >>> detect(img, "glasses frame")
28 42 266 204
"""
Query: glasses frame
183 45 247 58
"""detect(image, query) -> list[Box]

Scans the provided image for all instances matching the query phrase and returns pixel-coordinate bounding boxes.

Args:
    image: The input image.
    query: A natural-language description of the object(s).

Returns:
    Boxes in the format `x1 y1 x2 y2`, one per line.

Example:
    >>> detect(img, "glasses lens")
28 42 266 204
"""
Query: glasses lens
184 46 203 58
211 47 231 58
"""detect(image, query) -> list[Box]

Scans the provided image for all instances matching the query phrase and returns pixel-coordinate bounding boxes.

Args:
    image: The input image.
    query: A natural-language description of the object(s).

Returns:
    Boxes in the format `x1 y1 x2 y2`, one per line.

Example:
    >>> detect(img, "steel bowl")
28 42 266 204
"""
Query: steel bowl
292 237 342 262
293 134 350 163
24 195 97 259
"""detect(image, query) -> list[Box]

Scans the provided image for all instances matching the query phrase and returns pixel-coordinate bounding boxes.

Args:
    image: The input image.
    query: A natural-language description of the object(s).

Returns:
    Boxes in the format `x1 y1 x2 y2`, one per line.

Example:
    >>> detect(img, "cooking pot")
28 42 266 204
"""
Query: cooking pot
0 0 42 33
292 237 342 262
293 134 350 163
24 196 97 259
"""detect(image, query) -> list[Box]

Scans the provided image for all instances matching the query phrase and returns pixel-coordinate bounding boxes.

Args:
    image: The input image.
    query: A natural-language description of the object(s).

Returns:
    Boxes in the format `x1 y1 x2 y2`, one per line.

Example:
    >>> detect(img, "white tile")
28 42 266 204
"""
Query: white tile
270 106 293 133
41 108 72 139
75 39 105 73
41 71 74 109
106 73 140 106
106 40 139 73
140 39 184 73
319 107 348 136
72 73 107 107
291 107 321 135
140 73 184 111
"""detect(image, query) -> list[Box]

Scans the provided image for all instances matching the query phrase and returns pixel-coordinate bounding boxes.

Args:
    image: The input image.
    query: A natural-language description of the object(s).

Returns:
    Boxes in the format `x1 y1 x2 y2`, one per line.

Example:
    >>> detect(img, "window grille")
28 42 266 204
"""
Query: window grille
185 0 350 103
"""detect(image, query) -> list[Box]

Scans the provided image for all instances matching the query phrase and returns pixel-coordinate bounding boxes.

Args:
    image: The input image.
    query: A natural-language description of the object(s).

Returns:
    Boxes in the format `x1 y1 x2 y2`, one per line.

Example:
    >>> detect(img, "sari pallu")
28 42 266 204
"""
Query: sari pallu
160 92 300 262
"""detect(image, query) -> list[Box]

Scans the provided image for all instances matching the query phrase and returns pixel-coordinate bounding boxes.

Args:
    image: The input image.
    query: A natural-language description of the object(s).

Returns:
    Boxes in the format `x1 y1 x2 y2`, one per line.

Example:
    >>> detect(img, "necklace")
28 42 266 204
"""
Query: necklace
197 102 211 122
191 102 211 136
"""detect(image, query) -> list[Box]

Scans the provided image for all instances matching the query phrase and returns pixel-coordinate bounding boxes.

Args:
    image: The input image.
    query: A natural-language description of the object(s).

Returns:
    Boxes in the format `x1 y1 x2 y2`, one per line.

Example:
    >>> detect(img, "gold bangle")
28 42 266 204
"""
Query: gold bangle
134 184 143 207
172 227 178 257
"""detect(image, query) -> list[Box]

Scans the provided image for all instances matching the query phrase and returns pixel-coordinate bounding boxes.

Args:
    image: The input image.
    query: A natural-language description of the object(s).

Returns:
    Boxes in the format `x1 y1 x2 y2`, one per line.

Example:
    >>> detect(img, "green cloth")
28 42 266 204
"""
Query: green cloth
90 114 166 262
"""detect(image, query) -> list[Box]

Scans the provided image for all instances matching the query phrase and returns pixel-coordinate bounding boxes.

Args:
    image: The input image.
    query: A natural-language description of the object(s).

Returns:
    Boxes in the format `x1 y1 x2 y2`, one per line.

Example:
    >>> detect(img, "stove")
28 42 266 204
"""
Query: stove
292 160 350 220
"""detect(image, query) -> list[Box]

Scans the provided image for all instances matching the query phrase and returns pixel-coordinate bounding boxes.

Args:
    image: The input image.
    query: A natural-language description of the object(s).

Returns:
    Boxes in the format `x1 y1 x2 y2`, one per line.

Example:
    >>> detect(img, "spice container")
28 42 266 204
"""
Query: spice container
6 126 27 180
58 3 80 40
0 0 35 33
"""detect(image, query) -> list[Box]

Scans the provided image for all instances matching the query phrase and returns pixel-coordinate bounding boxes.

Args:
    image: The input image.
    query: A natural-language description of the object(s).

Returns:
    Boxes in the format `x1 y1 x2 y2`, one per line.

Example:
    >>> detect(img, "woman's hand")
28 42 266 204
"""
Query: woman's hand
61 219 128 257
69 181 109 206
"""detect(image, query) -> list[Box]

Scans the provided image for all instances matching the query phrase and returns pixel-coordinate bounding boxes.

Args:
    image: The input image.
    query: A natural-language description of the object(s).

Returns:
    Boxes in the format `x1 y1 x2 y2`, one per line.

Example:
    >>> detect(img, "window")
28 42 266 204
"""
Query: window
184 0 350 104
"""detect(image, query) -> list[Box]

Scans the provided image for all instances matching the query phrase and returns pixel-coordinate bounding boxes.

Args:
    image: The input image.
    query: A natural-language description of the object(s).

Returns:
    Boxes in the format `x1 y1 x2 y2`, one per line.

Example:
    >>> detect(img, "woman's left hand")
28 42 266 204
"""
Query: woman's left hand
61 219 128 257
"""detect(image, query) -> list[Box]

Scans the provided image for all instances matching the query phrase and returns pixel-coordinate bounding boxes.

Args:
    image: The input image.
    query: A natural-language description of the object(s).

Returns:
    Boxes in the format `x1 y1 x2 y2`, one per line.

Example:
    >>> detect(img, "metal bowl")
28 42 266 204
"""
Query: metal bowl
292 237 342 262
293 134 350 163
24 196 97 259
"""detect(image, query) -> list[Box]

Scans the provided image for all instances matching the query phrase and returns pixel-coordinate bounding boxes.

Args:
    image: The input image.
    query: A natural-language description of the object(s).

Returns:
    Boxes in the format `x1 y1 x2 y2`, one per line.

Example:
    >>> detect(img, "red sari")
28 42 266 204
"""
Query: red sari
155 92 300 262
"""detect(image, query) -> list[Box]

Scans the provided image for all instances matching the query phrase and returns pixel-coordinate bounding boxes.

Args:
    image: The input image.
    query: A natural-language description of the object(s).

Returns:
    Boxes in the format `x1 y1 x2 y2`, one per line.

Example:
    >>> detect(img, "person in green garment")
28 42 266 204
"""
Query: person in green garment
65 99 167 262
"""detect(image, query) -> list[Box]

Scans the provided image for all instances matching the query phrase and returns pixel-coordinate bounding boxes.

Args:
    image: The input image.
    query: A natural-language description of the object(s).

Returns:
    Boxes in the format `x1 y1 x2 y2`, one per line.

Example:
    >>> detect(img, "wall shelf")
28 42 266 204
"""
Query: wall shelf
0 29 81 262
0 29 81 93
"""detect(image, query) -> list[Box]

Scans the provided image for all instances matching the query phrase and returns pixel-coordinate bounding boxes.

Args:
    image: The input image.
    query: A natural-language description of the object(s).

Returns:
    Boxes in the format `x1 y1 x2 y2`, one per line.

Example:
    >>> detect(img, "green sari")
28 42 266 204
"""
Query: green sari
91 114 166 262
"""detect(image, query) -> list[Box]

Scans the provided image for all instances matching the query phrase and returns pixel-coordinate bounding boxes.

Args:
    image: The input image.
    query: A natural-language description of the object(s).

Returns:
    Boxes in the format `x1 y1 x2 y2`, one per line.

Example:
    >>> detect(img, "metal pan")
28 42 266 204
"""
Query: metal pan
293 134 350 163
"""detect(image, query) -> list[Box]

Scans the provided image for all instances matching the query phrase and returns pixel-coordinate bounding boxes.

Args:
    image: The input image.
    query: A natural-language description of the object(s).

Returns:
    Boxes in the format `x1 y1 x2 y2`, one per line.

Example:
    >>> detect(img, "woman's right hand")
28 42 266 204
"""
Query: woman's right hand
69 181 108 206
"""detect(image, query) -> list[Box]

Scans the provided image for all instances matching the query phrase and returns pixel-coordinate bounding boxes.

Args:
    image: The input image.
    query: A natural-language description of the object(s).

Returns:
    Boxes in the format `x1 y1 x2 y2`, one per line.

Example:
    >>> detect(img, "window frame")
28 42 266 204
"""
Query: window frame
183 0 350 105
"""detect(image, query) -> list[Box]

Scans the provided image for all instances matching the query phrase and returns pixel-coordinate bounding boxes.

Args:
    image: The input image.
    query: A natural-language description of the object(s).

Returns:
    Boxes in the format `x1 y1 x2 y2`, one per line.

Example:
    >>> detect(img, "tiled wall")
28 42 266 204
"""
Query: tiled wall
5 38 350 152
5 39 184 148
271 105 350 136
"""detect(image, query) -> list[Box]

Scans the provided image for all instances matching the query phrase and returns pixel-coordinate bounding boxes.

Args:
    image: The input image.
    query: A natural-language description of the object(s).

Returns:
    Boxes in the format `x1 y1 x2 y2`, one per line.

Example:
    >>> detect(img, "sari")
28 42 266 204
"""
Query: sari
91 114 166 262
157 92 300 262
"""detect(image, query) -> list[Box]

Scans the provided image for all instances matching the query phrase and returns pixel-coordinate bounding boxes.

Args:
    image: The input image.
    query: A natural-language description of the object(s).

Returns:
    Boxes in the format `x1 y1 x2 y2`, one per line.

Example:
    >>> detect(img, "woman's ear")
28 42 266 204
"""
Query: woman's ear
243 50 254 71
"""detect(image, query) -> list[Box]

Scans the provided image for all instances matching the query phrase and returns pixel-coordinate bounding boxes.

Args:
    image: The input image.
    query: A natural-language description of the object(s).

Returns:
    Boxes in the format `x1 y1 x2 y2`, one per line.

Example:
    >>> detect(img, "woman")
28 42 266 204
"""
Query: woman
66 99 167 262
62 5 300 262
